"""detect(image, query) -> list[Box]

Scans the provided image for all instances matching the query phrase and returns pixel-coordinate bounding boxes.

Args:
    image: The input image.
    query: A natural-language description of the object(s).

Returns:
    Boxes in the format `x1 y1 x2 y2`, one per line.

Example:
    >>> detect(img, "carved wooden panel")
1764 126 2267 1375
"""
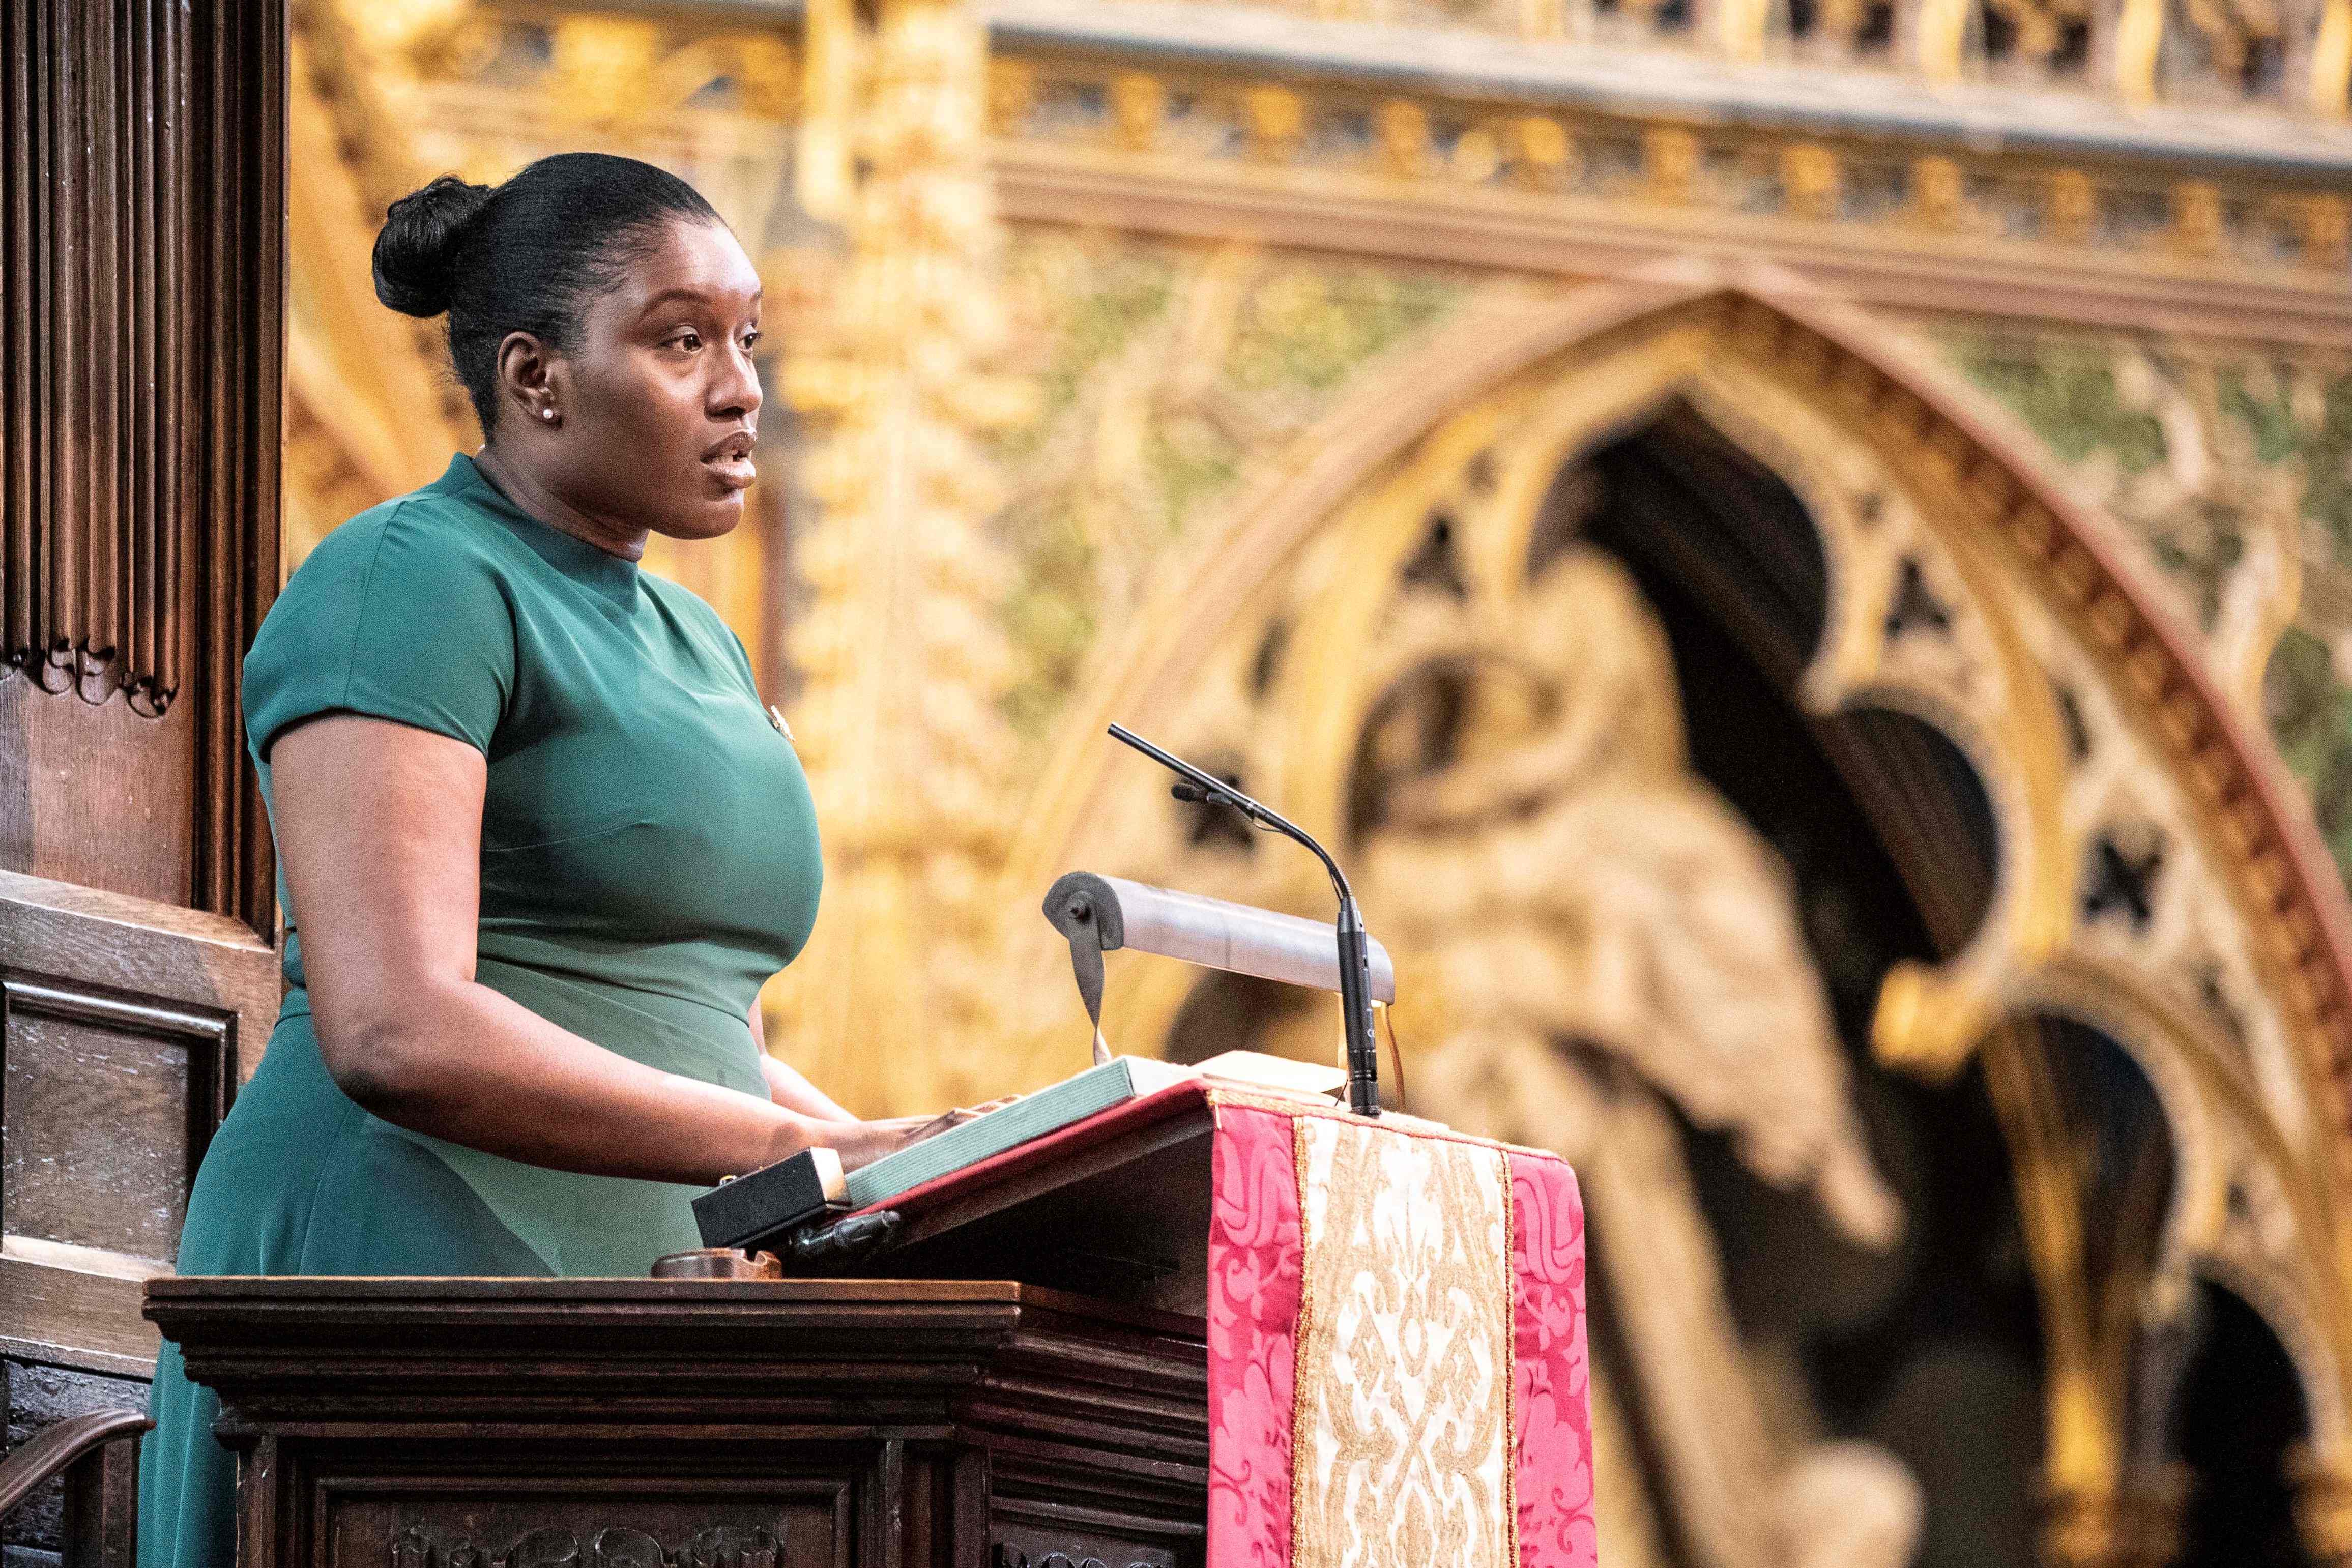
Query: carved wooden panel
0 0 284 928
1 0 286 1554
155 1278 1212 1568
0 870 277 1371
331 1487 850 1568
4 0 185 714
992 1531 1173 1568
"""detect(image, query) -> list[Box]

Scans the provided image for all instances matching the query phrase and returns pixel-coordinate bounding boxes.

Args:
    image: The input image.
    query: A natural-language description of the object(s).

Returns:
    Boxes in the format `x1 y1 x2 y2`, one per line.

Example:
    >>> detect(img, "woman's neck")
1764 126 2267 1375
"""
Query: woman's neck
472 443 650 563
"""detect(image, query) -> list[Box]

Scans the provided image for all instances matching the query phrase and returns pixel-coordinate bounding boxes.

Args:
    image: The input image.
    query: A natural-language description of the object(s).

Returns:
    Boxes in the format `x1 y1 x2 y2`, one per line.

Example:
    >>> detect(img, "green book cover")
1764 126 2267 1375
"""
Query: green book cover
843 1057 1188 1209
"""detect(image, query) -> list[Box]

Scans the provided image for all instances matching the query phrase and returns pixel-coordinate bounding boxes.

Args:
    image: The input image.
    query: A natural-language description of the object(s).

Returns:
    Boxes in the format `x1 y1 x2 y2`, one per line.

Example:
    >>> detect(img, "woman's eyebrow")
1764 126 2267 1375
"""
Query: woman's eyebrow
637 286 714 316
636 285 762 317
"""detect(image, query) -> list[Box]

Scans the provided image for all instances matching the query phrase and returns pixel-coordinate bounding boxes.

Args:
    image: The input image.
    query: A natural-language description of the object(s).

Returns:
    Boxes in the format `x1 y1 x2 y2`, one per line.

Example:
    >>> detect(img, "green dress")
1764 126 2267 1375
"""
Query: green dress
138 453 824 1568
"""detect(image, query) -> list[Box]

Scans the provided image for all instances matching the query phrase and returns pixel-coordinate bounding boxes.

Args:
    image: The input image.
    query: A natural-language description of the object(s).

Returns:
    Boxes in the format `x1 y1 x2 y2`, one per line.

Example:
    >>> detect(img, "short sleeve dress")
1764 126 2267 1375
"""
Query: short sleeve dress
137 453 825 1568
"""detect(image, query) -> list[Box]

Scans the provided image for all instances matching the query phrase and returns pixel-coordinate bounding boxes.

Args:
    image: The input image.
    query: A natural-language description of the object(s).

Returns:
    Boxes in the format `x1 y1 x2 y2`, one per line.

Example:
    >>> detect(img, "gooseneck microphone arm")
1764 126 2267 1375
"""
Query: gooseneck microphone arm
1108 723 1383 1118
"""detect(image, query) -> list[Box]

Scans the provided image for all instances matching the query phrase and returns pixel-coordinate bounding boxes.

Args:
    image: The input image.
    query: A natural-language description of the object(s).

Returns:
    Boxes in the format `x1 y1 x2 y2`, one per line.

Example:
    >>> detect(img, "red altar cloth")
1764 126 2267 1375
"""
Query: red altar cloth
850 1081 1596 1568
1204 1096 1595 1568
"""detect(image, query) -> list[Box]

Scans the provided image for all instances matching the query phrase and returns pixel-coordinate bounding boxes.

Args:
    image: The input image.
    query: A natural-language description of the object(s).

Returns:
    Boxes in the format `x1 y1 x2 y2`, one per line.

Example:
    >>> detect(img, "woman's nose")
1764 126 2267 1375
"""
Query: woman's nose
714 346 763 417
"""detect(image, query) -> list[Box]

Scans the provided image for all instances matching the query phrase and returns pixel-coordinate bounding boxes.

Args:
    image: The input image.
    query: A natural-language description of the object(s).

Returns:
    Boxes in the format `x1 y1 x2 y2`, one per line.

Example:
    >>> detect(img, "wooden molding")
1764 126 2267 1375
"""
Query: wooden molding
0 869 282 1371
150 1276 1210 1444
152 1276 1208 1568
1 0 285 931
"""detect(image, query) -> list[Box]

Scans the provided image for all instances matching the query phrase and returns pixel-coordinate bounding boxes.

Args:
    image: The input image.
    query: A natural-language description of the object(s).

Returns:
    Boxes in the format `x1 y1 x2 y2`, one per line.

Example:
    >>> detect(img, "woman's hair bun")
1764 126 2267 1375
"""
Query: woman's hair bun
371 175 495 318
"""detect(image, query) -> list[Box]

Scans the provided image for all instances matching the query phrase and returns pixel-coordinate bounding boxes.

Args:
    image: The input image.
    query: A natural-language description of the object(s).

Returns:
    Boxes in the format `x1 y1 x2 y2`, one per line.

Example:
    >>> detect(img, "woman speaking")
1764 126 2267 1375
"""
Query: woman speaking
140 153 954 1567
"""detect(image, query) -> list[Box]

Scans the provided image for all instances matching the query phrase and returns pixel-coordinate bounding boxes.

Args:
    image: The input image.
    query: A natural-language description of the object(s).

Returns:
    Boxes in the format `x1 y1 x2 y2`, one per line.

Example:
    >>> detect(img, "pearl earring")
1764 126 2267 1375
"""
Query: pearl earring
541 406 557 422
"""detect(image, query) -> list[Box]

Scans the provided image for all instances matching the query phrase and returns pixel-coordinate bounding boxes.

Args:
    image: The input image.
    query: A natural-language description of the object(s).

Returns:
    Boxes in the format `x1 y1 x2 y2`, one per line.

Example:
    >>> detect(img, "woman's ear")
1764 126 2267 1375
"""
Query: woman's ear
493 330 564 431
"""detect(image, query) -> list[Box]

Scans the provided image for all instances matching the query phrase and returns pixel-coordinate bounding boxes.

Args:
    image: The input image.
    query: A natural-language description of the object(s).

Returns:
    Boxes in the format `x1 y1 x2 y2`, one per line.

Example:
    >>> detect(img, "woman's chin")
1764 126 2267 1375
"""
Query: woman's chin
659 490 746 541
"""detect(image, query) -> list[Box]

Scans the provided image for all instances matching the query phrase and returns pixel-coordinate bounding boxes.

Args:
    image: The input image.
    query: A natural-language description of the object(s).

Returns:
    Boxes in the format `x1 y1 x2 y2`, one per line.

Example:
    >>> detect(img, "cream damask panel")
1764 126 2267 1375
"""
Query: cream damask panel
1291 1117 1516 1568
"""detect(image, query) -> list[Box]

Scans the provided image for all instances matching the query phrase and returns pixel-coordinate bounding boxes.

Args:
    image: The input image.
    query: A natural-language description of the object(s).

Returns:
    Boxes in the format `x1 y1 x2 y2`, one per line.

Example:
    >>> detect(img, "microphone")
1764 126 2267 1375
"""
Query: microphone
1109 723 1383 1118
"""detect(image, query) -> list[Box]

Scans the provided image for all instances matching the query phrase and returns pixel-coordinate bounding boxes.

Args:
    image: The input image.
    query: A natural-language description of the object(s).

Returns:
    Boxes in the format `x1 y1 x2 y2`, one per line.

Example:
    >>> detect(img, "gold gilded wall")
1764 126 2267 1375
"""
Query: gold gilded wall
1935 330 2352 872
287 1 2352 1563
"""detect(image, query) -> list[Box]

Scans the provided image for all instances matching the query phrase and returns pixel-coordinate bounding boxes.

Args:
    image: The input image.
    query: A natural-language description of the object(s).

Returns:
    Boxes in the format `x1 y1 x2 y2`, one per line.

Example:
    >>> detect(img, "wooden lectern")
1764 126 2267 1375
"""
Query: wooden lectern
152 1080 1597 1568
150 1087 1232 1568
150 1275 1206 1568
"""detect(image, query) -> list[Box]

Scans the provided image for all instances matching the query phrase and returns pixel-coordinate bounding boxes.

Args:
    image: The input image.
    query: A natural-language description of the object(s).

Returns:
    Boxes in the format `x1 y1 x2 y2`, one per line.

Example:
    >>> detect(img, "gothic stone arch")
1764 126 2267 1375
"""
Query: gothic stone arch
1010 262 2352 1556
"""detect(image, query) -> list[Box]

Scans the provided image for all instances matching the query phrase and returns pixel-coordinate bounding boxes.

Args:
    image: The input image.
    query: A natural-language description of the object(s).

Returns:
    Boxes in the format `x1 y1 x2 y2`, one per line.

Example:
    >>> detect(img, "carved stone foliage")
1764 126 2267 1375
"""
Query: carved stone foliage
754 0 1033 1116
991 229 1466 743
1941 326 2352 881
988 38 2352 345
323 6 797 170
1080 0 2348 111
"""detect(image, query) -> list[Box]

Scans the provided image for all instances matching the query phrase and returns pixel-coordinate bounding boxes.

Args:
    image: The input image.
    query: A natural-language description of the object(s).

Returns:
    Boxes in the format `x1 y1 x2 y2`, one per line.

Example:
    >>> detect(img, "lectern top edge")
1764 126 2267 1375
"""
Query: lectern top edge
141 1274 1032 1308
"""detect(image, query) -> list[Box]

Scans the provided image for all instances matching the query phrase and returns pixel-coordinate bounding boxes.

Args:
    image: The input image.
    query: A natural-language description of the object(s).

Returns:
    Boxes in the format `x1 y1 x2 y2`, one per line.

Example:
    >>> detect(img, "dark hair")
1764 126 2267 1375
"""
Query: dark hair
371 153 722 432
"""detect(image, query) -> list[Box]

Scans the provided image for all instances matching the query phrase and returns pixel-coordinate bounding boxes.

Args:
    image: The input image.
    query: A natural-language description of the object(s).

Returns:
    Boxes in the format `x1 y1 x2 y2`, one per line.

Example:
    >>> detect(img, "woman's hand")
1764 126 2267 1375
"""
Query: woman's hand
813 1114 961 1174
801 1095 1025 1174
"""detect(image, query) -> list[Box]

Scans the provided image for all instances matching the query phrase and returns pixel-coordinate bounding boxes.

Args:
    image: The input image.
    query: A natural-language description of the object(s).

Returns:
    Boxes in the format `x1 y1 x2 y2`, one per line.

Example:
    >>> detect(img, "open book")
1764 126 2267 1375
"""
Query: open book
692 1051 1341 1253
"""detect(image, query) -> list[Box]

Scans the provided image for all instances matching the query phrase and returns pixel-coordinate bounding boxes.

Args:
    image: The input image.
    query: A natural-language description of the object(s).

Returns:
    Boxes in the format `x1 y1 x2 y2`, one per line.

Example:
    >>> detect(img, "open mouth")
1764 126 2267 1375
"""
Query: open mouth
702 429 757 491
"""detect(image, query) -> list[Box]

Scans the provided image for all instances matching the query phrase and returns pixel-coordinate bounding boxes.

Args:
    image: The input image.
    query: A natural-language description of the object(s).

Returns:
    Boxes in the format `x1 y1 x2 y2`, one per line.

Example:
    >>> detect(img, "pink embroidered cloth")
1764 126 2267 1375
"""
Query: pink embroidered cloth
847 1081 1594 1567
1207 1099 1595 1568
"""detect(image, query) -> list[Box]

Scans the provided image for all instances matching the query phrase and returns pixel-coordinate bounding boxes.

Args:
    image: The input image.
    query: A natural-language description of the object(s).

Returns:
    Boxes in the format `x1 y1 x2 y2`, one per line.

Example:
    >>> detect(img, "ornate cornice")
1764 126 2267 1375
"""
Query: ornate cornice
985 38 2352 344
989 0 2352 173
416 0 2352 342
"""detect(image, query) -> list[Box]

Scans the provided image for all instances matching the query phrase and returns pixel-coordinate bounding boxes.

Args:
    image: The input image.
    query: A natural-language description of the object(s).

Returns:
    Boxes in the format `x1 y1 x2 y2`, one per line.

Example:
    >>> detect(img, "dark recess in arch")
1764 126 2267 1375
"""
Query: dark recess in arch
1560 401 2036 1564
2176 1278 2315 1566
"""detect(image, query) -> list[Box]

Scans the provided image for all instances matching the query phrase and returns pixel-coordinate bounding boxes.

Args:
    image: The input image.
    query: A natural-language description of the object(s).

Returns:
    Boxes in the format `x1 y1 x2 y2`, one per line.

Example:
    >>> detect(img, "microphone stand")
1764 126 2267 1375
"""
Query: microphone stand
1108 724 1382 1118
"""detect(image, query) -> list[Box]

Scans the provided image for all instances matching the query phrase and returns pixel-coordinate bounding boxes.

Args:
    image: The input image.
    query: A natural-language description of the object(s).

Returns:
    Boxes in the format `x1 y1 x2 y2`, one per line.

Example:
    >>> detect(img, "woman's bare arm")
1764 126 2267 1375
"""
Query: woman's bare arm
749 1004 857 1123
273 714 928 1186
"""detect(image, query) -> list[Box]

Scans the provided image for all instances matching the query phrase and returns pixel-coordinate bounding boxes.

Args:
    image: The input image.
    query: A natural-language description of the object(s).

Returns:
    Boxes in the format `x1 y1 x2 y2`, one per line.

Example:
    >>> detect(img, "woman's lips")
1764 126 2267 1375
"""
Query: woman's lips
702 428 757 492
706 454 757 491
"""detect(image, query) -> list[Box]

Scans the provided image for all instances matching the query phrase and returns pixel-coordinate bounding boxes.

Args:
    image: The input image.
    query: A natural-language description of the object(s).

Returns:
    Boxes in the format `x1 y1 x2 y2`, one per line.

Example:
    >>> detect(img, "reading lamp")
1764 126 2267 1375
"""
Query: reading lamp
1041 872 1397 1112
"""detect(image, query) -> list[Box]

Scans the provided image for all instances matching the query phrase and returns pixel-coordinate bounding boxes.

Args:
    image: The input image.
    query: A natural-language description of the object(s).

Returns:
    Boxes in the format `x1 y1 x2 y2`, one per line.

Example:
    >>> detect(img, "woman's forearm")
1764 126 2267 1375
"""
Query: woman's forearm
760 1052 857 1123
747 999 857 1122
326 977 861 1186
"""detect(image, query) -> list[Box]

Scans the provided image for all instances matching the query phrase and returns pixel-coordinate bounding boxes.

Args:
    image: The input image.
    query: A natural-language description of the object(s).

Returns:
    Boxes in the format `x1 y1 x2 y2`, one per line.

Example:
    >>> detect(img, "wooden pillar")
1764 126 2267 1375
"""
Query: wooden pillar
0 0 288 1551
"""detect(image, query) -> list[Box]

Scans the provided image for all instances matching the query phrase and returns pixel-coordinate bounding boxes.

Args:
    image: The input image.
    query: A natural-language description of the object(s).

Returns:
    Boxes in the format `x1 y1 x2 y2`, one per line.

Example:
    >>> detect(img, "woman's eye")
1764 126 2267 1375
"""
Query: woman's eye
741 330 761 351
672 331 702 352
